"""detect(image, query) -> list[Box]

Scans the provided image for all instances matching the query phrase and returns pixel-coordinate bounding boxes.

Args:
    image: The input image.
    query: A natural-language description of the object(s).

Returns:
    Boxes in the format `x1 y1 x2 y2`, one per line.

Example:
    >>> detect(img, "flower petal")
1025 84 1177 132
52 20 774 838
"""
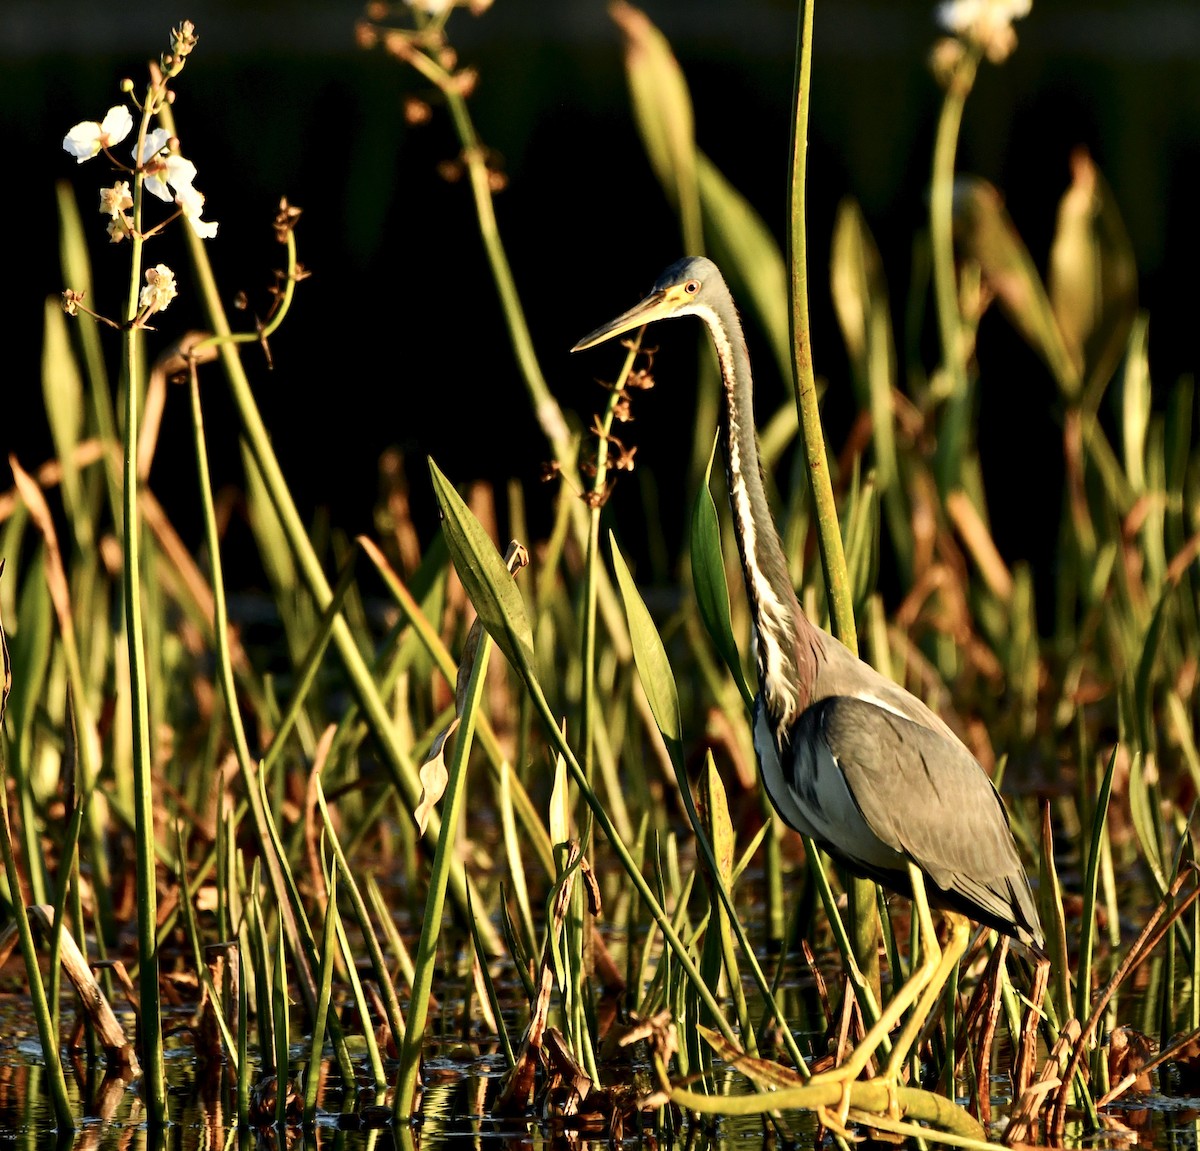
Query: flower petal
136 127 171 165
63 120 102 162
143 173 173 203
163 154 198 191
99 105 133 145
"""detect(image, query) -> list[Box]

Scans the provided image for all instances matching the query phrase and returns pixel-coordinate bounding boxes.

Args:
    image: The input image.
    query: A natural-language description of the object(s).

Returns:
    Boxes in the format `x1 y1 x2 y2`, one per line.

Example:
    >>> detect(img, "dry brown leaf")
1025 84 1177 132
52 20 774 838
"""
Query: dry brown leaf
414 717 459 835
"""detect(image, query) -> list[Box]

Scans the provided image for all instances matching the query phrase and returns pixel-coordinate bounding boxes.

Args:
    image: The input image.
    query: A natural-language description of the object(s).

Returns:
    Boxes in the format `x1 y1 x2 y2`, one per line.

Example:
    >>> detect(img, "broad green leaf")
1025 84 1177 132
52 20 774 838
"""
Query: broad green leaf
700 753 734 889
609 531 682 754
696 152 789 383
690 437 753 710
612 1 702 255
1048 149 1138 400
428 459 536 680
41 298 84 521
953 176 1080 399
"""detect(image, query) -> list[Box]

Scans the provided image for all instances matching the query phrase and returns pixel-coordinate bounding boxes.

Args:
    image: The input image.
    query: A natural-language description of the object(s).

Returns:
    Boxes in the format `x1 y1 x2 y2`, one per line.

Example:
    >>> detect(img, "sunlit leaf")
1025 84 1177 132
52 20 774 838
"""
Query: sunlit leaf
610 531 682 755
611 1 702 253
697 152 790 382
549 747 569 848
1048 148 1138 399
41 298 84 521
1120 315 1150 494
429 458 536 680
414 718 458 835
700 754 734 889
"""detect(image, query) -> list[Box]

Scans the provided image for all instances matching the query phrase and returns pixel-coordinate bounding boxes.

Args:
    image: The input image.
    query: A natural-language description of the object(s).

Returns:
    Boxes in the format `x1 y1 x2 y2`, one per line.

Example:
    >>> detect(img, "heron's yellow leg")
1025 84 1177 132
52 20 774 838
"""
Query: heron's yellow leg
881 911 970 1081
809 863 944 1088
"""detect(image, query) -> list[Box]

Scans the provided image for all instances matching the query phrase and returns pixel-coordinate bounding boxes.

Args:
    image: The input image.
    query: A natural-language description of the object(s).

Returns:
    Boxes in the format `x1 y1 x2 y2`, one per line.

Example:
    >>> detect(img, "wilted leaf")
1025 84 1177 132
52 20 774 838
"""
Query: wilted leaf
9 458 73 639
415 537 527 835
953 176 1080 398
696 1024 805 1088
414 718 459 835
1108 1026 1155 1095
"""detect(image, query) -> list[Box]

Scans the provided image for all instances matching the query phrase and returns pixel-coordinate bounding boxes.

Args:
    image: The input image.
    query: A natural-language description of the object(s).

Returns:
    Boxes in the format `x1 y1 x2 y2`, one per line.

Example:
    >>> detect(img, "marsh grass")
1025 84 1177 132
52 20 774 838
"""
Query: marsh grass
2 0 1199 1145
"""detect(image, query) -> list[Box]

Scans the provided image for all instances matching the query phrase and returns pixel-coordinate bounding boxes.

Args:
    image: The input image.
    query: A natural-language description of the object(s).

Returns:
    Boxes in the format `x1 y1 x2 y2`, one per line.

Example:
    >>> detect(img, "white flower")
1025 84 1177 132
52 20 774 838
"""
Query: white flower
135 131 218 239
139 264 178 314
936 0 1031 62
63 105 133 163
174 183 219 239
98 181 133 218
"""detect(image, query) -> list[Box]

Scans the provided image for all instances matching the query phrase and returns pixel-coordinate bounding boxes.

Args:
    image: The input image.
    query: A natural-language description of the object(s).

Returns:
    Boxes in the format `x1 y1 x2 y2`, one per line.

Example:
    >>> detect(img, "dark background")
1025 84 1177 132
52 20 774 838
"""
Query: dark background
5 1 1200 599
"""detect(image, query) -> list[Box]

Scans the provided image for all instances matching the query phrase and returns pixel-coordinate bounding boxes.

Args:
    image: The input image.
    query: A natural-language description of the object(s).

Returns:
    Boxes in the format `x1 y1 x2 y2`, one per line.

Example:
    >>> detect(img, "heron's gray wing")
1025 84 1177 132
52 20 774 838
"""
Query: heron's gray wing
809 696 1042 945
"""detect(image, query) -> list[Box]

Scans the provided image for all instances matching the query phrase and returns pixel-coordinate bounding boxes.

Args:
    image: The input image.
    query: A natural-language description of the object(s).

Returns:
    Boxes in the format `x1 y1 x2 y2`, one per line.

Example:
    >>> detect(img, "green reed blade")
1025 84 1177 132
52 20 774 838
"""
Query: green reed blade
1076 746 1118 1024
395 626 494 1119
0 582 73 1131
314 776 405 1057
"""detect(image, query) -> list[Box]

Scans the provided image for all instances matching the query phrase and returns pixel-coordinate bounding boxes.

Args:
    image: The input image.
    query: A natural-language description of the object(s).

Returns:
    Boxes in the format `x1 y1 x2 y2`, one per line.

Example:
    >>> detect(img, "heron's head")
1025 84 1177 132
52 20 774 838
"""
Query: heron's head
571 256 720 352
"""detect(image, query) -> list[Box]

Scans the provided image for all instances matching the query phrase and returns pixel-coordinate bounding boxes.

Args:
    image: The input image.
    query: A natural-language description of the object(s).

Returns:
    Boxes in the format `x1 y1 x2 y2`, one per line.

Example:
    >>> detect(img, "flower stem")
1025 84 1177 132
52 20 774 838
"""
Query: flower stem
120 100 167 1128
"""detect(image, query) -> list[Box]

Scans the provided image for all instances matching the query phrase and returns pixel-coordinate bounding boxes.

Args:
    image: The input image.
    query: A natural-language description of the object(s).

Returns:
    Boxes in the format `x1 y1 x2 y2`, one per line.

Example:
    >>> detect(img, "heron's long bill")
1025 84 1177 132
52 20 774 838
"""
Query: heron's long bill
570 286 689 352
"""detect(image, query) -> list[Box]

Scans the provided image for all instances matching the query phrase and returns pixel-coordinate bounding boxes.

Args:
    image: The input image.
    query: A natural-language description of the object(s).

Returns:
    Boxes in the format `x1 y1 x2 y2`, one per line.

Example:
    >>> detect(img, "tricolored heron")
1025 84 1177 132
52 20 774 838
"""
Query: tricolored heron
573 256 1043 1088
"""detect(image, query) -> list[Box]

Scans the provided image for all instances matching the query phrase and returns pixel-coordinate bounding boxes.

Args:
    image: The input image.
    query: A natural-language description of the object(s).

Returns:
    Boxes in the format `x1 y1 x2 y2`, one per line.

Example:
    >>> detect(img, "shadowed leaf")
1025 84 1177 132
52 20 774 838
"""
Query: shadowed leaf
610 531 682 755
953 176 1080 398
690 437 753 709
831 198 897 491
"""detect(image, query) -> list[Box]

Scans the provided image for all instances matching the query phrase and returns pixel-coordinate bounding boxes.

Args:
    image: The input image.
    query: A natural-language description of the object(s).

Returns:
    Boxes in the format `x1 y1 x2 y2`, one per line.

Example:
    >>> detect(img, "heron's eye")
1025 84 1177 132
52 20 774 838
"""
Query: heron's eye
684 279 700 295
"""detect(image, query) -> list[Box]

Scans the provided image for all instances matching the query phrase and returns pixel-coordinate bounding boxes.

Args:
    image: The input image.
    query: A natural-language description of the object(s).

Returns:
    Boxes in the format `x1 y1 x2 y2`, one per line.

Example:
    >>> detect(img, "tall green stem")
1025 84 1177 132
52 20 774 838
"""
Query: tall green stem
786 0 879 999
582 337 641 784
122 103 167 1127
156 100 499 956
930 51 979 494
395 632 494 1119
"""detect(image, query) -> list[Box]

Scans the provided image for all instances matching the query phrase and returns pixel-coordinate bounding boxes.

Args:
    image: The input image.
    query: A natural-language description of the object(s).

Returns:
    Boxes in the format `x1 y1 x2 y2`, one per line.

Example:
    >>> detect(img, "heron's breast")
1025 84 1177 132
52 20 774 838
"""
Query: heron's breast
753 703 906 874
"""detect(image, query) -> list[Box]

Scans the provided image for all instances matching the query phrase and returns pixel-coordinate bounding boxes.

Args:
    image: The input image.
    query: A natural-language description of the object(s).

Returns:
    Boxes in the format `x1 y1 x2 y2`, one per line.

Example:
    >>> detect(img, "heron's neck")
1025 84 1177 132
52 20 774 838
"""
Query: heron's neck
697 296 817 728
